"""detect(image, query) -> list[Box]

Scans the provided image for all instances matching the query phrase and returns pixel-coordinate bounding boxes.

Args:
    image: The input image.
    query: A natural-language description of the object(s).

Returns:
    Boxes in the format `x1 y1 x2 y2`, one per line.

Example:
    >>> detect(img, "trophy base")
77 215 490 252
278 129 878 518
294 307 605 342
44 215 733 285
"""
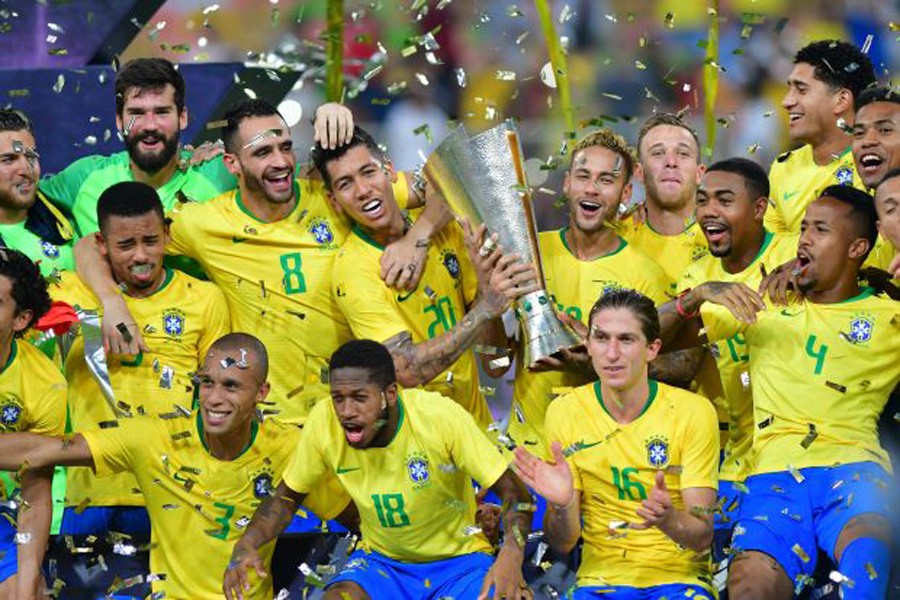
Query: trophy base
514 290 581 369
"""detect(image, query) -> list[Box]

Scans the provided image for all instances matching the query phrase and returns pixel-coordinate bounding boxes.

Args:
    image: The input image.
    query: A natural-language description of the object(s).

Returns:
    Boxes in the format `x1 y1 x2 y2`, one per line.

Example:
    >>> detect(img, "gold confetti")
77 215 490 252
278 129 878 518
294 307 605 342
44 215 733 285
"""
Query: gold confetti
865 562 878 580
787 465 805 483
792 543 811 563
825 381 847 393
664 12 675 28
800 424 818 449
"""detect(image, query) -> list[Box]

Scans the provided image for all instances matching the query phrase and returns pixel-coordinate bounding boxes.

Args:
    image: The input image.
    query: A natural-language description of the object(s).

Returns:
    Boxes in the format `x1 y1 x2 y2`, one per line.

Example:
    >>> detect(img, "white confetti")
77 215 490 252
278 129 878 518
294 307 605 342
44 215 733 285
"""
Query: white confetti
540 62 557 89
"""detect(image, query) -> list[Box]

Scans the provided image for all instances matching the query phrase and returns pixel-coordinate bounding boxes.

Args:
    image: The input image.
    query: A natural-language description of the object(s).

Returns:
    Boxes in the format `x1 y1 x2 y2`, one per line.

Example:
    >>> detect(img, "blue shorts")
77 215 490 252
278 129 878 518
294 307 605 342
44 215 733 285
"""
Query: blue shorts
712 479 742 564
59 506 150 536
572 583 714 599
328 549 493 599
731 462 893 589
0 513 16 584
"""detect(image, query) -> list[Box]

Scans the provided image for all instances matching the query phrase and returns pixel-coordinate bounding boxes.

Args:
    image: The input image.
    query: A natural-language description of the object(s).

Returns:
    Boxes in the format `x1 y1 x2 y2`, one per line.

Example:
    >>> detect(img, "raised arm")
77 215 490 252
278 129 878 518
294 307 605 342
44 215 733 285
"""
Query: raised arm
384 253 538 388
73 235 148 356
223 481 306 600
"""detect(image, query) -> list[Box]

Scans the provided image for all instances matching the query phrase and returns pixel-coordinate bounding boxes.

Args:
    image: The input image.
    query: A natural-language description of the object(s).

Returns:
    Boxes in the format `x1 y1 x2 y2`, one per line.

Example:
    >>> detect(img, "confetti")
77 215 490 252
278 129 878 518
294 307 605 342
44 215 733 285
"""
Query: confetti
463 525 483 536
170 431 192 441
539 62 557 89
791 543 811 563
865 562 878 580
787 465 805 483
800 424 818 449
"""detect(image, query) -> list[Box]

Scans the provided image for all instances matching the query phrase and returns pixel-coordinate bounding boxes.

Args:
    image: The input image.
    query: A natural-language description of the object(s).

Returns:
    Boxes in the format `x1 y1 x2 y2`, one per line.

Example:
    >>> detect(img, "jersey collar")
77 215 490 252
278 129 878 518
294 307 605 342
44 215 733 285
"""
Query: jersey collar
558 227 627 261
383 395 406 446
234 181 303 224
593 379 658 422
195 410 260 460
0 340 18 375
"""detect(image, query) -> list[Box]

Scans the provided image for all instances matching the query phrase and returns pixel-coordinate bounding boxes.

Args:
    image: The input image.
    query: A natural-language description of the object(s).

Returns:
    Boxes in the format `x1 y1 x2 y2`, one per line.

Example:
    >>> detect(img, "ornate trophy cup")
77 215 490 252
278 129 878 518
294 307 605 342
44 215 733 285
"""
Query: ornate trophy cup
423 120 580 368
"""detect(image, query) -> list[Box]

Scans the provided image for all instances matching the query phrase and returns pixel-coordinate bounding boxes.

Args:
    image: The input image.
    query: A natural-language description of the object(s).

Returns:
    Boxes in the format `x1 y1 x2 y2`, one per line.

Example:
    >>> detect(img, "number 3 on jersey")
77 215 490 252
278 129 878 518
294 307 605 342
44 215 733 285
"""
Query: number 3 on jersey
280 252 307 294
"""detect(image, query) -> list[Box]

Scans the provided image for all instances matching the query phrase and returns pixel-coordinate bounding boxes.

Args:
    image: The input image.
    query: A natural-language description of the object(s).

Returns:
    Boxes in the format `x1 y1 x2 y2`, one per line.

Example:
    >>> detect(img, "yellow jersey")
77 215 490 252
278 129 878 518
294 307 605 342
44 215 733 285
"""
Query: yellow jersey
616 218 709 298
333 220 490 426
167 182 353 424
677 231 798 481
282 388 509 563
701 287 900 475
510 230 670 456
0 340 66 436
766 145 864 234
545 380 718 590
52 269 230 507
82 412 348 600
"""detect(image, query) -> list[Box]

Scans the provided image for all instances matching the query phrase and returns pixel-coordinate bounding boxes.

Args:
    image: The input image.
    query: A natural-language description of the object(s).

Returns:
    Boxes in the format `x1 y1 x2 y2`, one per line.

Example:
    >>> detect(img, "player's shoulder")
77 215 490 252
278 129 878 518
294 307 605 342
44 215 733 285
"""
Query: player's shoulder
169 269 222 297
16 340 66 385
619 238 664 269
334 230 380 270
173 189 237 220
257 417 302 445
50 270 97 306
655 381 716 417
546 381 594 417
402 388 462 419
62 151 129 175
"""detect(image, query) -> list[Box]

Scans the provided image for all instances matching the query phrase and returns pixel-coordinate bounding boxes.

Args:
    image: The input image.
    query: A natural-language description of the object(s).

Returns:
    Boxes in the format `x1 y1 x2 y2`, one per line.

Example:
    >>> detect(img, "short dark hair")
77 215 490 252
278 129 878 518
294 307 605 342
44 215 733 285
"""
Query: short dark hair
209 332 269 382
329 339 396 389
855 85 900 112
817 185 878 259
588 288 660 343
222 99 284 154
0 248 51 336
794 40 876 99
705 157 770 202
878 167 900 189
115 58 185 115
0 109 33 135
637 112 701 161
310 126 385 190
96 181 165 234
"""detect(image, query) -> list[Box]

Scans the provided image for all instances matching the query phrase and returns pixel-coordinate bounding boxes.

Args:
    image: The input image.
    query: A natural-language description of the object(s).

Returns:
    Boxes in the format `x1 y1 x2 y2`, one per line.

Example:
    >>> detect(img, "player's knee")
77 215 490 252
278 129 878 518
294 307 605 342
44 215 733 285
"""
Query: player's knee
324 581 370 600
727 551 791 600
834 513 892 562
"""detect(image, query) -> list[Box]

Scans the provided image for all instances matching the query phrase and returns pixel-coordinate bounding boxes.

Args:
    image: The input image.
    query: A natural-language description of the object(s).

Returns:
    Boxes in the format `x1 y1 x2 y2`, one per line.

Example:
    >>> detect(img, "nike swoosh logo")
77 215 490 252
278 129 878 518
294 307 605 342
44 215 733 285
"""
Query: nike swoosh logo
232 236 248 244
780 308 801 317
397 290 415 302
336 466 361 475
782 191 799 201
579 440 602 450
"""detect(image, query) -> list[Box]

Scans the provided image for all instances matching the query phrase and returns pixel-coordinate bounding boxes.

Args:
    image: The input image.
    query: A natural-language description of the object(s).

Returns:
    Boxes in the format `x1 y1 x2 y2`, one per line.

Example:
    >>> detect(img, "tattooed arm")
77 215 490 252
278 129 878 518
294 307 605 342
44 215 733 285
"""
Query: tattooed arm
659 281 766 349
223 482 306 600
384 253 539 388
649 347 706 388
479 469 533 599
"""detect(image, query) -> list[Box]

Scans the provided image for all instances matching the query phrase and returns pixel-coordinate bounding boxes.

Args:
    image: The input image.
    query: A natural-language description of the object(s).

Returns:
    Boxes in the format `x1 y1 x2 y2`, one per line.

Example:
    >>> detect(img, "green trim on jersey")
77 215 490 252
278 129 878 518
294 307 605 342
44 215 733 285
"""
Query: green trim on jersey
234 182 303 224
594 378 659 420
0 340 17 375
195 410 260 459
558 227 627 260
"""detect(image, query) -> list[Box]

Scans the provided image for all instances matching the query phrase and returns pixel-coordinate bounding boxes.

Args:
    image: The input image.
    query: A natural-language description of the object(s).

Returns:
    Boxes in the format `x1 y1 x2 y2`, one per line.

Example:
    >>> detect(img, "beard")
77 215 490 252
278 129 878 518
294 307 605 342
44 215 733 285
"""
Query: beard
243 169 295 204
125 130 180 173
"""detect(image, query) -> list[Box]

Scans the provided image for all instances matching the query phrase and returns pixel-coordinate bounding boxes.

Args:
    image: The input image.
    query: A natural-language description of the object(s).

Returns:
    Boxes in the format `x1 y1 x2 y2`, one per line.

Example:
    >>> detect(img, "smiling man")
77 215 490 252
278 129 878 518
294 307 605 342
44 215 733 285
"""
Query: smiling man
0 333 348 600
513 289 719 599
48 181 230 596
311 126 537 427
766 40 874 235
673 186 899 599
225 339 533 600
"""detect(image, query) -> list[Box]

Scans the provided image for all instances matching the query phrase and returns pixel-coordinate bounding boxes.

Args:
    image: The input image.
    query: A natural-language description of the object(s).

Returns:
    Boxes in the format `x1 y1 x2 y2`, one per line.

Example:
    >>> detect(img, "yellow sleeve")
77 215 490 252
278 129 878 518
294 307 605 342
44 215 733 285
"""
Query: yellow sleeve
81 419 146 477
196 283 231 361
281 403 331 494
28 374 67 436
764 163 788 234
300 473 350 521
451 225 478 307
544 398 583 491
444 399 508 488
333 257 407 342
166 204 199 258
699 302 746 343
393 171 410 210
679 396 719 490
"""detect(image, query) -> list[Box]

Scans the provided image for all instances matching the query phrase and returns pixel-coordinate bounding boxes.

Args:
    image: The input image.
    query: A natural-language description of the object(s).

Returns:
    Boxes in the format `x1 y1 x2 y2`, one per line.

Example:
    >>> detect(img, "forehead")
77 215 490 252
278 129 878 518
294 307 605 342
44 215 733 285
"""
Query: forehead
699 170 745 194
329 144 379 173
122 84 178 108
806 196 850 222
788 62 821 85
571 145 621 171
640 124 696 151
590 306 645 334
856 101 900 125
875 176 900 202
237 115 289 145
330 366 379 389
202 348 258 381
0 274 13 302
104 212 165 238
0 129 36 151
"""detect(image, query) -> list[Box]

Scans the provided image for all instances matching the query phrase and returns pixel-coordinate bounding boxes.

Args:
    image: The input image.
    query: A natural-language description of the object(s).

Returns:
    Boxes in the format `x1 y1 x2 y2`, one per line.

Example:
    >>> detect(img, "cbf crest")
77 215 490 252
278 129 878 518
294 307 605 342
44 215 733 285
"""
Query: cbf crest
645 435 670 469
834 165 854 186
308 218 335 247
846 312 875 345
40 241 60 259
162 308 185 337
441 250 461 280
250 466 275 499
0 395 24 432
406 451 431 489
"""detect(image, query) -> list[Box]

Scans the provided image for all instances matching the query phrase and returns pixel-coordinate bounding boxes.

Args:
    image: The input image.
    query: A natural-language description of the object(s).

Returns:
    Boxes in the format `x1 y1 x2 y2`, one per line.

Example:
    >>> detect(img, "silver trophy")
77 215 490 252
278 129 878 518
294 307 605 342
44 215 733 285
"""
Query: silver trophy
424 120 580 368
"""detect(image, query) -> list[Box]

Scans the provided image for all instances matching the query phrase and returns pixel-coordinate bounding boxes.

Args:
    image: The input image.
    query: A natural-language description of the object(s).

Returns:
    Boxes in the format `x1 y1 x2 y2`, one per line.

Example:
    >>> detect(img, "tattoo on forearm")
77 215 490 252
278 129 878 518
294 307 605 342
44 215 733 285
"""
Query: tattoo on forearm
241 493 298 550
385 305 488 386
649 348 704 388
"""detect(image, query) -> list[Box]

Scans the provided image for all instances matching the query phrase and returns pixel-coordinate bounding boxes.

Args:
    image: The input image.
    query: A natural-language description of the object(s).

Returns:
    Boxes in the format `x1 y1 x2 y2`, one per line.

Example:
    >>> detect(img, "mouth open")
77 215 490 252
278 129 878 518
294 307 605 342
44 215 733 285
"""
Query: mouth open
362 199 383 214
265 171 292 190
794 251 812 276
788 113 803 125
342 423 364 444
205 408 231 426
579 199 602 214
702 222 729 244
858 153 884 175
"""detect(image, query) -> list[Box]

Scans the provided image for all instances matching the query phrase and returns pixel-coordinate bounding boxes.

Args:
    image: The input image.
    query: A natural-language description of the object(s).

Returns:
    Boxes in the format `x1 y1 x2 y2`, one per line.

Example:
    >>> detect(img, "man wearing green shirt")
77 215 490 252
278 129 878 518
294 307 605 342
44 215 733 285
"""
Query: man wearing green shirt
0 110 74 275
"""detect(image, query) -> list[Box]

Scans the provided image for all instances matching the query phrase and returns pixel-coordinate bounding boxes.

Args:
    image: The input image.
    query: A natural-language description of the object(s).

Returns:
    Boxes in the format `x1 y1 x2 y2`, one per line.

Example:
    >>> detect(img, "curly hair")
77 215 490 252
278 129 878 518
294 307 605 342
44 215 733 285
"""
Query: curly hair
570 128 636 181
0 249 51 336
794 40 876 99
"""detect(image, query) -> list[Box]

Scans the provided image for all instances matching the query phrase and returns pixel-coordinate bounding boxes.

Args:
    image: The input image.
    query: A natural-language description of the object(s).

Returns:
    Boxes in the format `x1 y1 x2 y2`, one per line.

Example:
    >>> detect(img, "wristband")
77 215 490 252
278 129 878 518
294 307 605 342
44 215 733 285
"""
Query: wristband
675 289 699 319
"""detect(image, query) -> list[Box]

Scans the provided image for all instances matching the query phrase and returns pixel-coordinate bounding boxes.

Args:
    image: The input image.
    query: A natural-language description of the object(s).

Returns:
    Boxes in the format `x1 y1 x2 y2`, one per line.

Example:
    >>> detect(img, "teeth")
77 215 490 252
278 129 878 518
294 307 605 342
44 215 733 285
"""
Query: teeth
861 154 882 166
131 264 152 275
362 200 381 212
207 411 227 418
580 201 601 209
